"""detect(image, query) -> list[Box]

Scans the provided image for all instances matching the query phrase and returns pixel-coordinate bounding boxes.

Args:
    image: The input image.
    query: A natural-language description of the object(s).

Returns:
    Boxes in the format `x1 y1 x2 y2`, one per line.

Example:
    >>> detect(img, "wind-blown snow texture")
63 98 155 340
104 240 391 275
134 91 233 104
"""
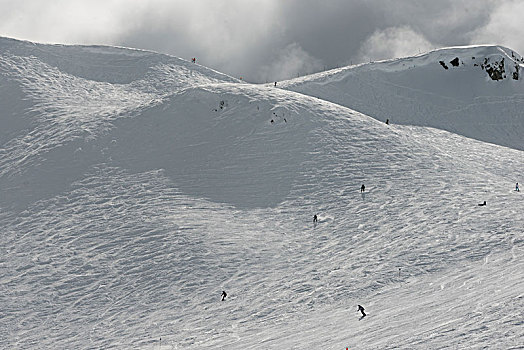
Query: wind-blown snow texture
1 37 523 349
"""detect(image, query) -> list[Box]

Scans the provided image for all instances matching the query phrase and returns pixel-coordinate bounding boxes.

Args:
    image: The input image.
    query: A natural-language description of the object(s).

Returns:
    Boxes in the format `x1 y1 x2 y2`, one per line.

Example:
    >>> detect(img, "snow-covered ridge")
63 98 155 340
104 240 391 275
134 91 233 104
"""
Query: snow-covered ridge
283 45 523 83
0 36 240 85
1 37 523 349
282 45 524 151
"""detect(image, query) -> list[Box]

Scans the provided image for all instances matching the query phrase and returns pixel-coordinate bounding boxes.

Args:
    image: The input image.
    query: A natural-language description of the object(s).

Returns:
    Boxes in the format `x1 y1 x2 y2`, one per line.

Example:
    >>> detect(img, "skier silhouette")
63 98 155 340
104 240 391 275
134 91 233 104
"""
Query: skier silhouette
478 201 486 206
313 214 318 223
385 118 389 125
221 291 227 301
516 183 520 192
360 184 365 192
358 305 366 318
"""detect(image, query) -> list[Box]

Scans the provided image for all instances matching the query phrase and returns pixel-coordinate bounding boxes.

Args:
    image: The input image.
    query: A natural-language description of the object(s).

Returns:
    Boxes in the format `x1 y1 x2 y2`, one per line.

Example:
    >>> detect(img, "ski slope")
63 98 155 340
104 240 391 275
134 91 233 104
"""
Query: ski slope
1 37 523 349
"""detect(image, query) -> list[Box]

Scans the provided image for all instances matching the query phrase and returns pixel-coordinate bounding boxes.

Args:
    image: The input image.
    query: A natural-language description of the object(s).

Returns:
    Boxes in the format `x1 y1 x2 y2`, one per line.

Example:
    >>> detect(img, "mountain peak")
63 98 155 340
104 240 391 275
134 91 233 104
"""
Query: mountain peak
282 45 524 151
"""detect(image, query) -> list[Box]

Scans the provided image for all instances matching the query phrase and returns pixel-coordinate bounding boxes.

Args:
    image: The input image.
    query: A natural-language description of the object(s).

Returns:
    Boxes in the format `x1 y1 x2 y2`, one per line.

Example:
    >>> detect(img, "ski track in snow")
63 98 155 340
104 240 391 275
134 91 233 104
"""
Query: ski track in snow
1 38 523 349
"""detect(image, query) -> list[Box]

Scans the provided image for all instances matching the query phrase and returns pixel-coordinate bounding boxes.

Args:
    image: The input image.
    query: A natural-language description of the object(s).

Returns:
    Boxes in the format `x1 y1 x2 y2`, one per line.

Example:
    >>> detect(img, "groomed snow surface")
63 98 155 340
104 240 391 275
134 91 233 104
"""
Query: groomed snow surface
1 37 523 349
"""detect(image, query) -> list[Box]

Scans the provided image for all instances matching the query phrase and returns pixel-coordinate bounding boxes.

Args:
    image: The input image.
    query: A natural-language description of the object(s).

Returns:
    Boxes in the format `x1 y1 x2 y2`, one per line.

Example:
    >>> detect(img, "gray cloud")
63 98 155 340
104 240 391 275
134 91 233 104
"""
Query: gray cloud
0 0 521 82
257 43 324 82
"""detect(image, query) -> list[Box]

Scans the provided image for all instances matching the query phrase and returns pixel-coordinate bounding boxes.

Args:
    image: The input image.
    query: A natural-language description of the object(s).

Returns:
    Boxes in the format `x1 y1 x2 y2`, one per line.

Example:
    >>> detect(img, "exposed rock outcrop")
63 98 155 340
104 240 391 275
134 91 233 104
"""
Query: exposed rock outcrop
485 58 505 81
437 51 521 81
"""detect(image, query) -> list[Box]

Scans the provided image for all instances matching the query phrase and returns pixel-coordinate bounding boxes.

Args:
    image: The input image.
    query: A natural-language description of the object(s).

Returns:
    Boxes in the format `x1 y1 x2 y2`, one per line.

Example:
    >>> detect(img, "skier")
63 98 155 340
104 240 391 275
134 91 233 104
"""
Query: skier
358 305 366 317
221 291 227 301
516 183 520 192
274 81 277 87
385 118 389 125
478 201 486 206
360 184 365 192
313 214 318 223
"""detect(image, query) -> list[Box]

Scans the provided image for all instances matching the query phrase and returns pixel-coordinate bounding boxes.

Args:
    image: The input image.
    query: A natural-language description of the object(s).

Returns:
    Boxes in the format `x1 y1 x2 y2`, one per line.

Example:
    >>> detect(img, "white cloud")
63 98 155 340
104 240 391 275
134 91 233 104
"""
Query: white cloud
257 43 323 82
356 26 433 62
470 0 524 55
0 0 129 43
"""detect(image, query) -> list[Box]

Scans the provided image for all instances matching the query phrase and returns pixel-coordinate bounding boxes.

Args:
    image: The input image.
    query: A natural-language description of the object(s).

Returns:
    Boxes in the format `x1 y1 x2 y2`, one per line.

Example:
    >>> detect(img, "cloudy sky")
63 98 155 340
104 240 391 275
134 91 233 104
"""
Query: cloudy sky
1 0 523 82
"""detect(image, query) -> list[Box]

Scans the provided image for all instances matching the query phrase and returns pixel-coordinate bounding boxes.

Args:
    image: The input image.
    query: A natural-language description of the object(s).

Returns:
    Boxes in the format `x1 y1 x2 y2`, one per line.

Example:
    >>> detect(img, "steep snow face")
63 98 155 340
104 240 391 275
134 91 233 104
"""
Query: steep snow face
100 85 318 208
282 45 524 151
1 38 523 349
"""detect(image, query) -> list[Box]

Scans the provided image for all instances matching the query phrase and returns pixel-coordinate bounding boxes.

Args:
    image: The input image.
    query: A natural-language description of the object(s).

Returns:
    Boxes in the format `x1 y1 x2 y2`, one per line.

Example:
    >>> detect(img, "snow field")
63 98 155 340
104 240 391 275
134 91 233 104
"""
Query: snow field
1 38 523 349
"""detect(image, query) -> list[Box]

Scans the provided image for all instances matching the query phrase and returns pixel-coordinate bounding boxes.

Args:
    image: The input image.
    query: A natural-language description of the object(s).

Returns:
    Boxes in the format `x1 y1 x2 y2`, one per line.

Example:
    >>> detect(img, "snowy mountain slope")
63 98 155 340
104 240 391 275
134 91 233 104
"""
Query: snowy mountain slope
0 37 240 210
281 45 524 151
1 37 523 349
0 36 239 86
